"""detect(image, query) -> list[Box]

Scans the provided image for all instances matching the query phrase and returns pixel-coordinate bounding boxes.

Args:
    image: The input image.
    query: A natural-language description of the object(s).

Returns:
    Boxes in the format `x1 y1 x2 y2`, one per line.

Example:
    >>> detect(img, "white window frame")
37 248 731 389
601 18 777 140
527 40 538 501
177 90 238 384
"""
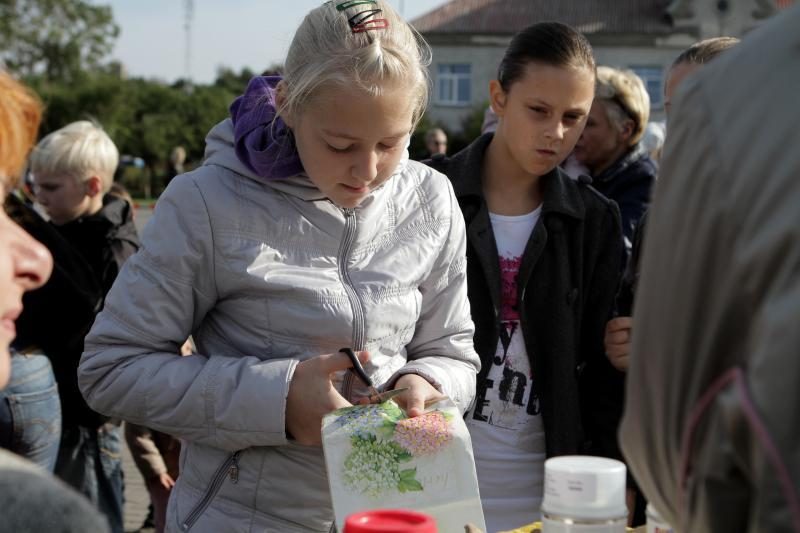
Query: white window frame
436 63 472 107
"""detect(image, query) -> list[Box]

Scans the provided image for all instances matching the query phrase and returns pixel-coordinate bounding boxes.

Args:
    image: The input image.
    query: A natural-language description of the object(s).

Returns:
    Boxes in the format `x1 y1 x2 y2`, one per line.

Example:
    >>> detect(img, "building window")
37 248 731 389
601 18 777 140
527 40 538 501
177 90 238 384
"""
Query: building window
630 66 664 108
436 64 471 106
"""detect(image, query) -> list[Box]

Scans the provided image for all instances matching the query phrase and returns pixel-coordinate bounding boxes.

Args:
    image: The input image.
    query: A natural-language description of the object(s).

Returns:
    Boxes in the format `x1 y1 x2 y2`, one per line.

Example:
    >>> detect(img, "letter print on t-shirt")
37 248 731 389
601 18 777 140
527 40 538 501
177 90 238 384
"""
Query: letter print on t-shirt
471 253 542 433
468 208 544 443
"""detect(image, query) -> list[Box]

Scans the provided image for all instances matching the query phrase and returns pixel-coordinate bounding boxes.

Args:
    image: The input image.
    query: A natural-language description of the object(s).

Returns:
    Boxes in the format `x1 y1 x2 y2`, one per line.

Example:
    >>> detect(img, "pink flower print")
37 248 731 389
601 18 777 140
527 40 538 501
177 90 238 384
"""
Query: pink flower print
498 255 521 320
393 411 453 456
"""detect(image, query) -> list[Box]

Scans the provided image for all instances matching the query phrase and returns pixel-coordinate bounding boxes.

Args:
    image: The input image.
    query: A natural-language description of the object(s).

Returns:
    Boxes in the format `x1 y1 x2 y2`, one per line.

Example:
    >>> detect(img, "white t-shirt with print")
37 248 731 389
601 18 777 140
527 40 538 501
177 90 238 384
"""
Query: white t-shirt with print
466 207 546 533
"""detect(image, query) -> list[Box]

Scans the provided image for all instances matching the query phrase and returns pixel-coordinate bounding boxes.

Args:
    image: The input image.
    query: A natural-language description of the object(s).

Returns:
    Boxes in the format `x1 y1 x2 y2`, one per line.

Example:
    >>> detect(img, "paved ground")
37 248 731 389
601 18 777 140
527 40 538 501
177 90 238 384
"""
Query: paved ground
123 437 152 533
133 205 153 234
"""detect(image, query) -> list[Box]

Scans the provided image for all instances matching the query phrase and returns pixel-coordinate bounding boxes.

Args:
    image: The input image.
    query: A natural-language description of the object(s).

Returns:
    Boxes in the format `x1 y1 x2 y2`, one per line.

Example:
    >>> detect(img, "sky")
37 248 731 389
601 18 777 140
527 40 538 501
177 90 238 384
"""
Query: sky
107 0 449 84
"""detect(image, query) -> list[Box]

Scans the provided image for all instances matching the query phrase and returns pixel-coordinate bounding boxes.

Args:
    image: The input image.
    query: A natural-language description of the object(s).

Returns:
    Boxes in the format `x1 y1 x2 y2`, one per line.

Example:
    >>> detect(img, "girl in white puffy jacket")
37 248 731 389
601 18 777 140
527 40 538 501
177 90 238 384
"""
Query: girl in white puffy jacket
77 2 479 531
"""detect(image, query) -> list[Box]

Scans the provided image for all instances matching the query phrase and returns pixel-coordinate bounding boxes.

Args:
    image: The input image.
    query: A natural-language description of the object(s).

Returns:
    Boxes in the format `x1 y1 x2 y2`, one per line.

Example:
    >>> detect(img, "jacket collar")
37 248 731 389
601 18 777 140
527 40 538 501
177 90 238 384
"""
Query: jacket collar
56 195 139 247
593 142 648 184
449 133 585 220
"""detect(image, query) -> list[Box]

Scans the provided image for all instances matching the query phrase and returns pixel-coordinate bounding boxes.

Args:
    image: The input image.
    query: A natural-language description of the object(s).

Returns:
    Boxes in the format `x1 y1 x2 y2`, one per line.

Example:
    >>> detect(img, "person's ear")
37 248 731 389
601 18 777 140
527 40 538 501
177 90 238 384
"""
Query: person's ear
619 119 635 144
275 80 293 128
488 80 508 118
85 176 103 197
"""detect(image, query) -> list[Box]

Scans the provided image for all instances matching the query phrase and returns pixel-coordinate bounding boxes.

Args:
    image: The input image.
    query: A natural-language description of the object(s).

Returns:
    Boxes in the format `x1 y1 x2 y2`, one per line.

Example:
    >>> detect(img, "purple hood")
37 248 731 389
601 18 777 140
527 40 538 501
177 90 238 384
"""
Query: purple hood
229 76 304 180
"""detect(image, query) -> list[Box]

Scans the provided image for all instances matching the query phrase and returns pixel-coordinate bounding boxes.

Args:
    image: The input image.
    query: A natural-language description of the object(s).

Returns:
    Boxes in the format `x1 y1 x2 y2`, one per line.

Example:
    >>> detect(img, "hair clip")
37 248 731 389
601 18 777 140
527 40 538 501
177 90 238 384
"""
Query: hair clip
351 18 389 33
335 0 377 11
347 8 388 33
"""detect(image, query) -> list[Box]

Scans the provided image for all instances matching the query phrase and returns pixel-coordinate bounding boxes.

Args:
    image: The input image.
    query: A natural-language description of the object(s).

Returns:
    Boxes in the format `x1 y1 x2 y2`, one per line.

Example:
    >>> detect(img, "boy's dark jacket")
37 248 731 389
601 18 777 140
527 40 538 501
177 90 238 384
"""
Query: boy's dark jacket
56 195 140 297
426 133 625 458
10 195 139 428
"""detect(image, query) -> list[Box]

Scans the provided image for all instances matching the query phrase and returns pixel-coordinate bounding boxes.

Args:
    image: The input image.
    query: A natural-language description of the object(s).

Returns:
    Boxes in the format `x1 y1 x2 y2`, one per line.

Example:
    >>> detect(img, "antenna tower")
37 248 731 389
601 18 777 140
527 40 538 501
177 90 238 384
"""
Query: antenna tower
183 0 194 82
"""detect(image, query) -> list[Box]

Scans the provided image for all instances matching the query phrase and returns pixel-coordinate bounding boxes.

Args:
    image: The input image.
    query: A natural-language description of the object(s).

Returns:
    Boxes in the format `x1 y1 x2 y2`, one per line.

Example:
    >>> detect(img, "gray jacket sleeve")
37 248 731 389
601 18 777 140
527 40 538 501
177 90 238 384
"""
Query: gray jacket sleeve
79 175 297 451
389 178 480 413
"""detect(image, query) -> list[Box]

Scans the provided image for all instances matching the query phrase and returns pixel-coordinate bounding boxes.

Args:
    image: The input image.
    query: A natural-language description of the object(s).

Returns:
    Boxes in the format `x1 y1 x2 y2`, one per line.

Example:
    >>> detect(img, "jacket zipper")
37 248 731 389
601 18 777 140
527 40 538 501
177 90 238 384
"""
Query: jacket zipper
181 451 242 531
339 208 366 398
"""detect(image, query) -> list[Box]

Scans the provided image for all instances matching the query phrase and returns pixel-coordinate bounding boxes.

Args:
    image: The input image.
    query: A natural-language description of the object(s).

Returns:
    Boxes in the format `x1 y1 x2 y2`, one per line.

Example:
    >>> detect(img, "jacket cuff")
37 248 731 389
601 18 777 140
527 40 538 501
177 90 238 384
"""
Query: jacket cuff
383 367 443 393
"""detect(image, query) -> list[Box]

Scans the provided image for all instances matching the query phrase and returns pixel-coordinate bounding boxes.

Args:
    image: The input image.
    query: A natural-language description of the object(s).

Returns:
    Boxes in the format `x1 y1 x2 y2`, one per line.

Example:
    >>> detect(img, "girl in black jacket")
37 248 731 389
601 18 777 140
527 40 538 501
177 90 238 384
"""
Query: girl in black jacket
427 22 624 531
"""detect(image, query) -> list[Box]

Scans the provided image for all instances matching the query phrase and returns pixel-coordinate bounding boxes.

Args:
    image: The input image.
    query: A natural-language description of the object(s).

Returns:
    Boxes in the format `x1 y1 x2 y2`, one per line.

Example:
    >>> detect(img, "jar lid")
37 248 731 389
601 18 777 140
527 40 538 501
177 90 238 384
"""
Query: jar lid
343 509 438 533
541 455 628 520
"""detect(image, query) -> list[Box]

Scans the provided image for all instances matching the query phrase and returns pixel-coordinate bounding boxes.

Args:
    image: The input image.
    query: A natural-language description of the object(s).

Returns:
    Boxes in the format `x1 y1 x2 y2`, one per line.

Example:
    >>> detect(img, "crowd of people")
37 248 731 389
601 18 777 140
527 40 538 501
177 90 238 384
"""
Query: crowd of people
0 1 797 532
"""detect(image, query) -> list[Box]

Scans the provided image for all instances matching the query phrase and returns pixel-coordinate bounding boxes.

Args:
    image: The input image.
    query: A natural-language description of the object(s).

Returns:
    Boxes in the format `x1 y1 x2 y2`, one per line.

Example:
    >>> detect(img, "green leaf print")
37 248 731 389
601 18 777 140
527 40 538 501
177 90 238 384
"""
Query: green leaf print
397 469 424 493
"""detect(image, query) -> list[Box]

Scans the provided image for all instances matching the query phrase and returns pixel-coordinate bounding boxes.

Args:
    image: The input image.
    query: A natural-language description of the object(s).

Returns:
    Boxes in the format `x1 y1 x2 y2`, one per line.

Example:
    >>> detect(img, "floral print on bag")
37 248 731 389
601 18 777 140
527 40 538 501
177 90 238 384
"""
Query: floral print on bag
331 401 454 497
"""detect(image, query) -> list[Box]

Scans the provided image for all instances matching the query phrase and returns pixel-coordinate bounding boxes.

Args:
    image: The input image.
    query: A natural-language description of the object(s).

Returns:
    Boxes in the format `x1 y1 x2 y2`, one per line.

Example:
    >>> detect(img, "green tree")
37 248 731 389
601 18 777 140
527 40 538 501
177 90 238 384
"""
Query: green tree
213 64 282 95
213 66 257 95
0 0 119 82
29 72 235 197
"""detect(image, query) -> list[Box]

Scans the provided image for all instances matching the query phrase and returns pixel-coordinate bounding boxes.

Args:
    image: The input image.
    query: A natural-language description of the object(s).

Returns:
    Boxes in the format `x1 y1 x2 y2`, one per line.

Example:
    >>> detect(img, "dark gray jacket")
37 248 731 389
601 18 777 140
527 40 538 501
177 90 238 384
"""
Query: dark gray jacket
428 133 625 458
0 449 110 533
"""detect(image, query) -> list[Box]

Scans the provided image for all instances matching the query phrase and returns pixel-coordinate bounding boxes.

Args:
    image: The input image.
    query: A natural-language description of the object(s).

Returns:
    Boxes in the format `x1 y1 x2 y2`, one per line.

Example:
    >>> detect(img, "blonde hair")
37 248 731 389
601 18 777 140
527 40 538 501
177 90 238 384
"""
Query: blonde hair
595 66 650 146
672 37 739 68
279 0 430 128
0 72 42 192
29 120 119 192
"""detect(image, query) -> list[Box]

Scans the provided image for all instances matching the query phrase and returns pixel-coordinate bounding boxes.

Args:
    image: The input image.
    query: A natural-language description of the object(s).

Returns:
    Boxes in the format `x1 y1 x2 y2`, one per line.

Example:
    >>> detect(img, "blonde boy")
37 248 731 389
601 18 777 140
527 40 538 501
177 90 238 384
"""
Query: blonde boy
28 120 137 533
30 120 118 225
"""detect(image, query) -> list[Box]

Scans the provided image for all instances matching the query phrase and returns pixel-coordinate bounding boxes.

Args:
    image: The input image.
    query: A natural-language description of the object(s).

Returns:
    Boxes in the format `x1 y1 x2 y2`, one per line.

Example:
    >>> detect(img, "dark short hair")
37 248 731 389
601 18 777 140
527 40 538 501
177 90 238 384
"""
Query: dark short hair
497 22 596 91
672 37 739 68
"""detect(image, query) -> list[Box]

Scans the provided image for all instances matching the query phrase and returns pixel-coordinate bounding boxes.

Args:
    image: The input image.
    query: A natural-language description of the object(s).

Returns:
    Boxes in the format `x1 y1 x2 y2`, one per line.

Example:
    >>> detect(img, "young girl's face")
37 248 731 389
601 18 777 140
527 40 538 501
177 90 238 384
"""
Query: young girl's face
0 184 52 387
490 62 595 178
286 84 414 209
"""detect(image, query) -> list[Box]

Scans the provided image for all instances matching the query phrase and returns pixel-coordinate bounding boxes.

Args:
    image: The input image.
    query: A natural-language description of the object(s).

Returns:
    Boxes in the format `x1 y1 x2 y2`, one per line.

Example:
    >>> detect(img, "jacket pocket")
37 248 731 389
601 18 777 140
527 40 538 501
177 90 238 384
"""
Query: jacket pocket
180 450 242 531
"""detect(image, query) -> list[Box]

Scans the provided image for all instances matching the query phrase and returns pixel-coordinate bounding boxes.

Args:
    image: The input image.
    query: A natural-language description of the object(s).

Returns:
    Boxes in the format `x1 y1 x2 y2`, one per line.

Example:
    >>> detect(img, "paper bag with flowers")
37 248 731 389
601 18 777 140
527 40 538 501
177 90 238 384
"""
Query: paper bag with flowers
322 397 486 532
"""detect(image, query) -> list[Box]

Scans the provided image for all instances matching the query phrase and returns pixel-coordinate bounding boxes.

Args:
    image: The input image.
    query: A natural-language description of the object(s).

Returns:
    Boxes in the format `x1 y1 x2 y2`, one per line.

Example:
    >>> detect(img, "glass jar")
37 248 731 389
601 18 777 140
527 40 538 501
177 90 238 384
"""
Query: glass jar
540 456 628 533
542 513 628 532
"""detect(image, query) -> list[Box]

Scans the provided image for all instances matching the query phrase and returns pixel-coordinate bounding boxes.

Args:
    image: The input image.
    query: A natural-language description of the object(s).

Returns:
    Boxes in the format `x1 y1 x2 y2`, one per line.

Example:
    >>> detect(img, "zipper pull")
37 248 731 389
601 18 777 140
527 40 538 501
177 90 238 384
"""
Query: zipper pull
229 455 240 484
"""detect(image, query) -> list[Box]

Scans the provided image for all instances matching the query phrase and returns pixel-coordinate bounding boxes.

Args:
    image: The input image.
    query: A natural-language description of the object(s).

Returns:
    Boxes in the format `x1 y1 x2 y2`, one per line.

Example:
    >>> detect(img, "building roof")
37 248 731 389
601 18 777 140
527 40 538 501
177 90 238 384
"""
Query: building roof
411 0 673 36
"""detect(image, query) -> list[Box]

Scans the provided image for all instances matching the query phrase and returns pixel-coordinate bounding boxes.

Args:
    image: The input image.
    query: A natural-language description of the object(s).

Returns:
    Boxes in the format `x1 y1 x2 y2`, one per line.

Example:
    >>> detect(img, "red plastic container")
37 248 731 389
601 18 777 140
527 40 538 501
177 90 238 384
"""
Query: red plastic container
343 509 438 533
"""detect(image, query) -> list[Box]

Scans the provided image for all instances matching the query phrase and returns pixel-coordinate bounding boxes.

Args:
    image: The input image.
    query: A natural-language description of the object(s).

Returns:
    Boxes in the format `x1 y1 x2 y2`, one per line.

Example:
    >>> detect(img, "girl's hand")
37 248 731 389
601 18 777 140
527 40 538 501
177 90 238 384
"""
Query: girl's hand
392 373 446 417
605 317 633 372
285 350 369 446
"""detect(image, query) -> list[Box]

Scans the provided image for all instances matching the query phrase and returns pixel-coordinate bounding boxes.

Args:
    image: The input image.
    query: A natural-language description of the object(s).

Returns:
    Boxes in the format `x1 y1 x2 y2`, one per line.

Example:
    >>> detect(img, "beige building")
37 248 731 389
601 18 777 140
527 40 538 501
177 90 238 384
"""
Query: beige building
412 0 794 131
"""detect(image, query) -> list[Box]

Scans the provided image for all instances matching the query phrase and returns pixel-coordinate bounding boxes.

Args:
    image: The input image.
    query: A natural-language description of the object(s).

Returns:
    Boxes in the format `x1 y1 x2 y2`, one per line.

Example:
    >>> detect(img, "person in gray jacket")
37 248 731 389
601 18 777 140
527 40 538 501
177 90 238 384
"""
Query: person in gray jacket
620 5 800 532
78 2 479 532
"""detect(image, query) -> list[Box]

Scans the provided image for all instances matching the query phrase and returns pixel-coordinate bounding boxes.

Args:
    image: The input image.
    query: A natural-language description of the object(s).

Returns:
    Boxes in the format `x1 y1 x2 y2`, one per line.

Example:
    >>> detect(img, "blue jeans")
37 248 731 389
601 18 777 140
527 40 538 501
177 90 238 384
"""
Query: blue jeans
56 423 125 533
0 353 62 471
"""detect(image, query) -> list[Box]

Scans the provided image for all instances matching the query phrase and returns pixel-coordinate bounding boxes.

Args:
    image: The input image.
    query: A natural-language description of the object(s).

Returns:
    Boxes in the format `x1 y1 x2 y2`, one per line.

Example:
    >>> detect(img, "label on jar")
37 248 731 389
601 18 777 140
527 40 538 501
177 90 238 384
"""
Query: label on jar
545 471 597 505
